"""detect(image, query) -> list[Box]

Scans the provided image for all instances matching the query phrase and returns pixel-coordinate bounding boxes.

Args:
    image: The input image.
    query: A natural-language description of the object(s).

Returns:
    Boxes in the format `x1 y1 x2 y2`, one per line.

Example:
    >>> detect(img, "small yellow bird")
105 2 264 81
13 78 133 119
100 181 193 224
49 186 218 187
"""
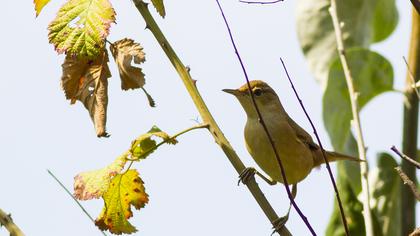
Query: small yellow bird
223 80 359 226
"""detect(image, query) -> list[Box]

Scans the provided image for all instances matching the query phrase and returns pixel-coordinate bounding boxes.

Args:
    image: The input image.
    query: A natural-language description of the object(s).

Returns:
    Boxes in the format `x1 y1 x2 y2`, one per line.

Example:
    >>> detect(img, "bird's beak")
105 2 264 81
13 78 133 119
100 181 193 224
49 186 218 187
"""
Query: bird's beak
222 88 240 96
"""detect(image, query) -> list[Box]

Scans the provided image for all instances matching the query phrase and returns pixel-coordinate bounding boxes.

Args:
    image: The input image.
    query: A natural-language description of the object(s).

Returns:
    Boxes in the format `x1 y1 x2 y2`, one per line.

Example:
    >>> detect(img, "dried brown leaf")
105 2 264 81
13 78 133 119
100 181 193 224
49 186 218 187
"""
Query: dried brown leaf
110 38 146 91
61 51 111 137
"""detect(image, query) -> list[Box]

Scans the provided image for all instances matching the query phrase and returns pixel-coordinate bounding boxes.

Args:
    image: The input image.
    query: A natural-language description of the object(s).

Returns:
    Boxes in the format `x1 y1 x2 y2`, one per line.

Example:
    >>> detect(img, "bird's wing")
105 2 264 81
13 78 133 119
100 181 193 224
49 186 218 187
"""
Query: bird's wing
286 115 319 150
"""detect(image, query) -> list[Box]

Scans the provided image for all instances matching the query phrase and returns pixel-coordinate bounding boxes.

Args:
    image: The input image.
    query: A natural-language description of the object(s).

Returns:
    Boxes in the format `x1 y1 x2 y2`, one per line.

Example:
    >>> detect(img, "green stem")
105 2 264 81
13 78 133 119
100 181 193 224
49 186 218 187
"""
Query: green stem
401 8 420 236
131 1 291 235
47 170 108 236
126 123 209 164
329 1 372 235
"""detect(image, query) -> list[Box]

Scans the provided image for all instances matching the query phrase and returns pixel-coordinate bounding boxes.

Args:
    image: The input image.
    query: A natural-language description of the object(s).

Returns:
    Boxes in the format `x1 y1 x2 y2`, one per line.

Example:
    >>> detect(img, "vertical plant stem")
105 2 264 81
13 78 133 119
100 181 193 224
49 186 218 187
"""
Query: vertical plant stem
0 209 25 236
401 8 420 236
131 1 291 235
329 1 373 236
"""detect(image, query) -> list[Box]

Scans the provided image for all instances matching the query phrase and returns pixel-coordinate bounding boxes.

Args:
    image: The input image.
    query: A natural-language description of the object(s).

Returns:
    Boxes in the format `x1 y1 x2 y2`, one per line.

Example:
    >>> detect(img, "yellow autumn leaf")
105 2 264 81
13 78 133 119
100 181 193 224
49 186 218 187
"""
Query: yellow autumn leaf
95 169 148 235
34 0 51 17
74 154 128 200
61 52 111 137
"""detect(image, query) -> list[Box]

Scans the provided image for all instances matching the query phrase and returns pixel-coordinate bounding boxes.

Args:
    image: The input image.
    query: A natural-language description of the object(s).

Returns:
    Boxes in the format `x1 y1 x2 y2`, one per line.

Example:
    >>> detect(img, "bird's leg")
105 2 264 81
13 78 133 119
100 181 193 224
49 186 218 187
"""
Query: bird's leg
238 167 277 186
272 184 297 234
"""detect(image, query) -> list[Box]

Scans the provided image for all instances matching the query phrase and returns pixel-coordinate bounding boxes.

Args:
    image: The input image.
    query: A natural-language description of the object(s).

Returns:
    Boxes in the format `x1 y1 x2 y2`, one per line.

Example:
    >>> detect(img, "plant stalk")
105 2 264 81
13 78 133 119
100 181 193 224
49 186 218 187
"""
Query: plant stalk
401 8 420 236
329 1 373 236
0 208 25 236
131 1 291 235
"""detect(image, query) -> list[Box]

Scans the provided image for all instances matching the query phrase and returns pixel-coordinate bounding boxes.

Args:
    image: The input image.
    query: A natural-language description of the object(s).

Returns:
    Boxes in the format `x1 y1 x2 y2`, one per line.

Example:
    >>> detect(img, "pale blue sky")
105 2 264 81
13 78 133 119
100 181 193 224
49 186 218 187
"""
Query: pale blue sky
0 1 416 235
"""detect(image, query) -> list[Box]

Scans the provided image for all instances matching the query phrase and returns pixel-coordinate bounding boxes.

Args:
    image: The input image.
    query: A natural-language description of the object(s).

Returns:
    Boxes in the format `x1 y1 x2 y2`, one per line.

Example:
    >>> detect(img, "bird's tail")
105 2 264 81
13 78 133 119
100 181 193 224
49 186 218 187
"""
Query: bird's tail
313 150 363 167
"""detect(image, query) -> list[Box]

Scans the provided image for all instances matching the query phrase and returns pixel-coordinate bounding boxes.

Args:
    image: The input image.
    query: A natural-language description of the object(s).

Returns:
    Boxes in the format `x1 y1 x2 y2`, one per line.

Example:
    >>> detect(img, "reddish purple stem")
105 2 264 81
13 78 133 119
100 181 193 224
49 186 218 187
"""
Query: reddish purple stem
215 0 317 235
280 58 350 236
239 0 283 4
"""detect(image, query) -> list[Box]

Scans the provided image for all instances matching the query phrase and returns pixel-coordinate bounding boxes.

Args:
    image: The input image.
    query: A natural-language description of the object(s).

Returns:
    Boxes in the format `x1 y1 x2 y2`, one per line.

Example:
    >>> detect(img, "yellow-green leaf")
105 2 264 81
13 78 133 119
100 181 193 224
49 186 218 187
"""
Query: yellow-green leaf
95 169 148 234
130 126 177 160
34 0 51 17
151 0 166 18
110 38 146 90
74 153 128 200
61 51 111 137
48 0 116 58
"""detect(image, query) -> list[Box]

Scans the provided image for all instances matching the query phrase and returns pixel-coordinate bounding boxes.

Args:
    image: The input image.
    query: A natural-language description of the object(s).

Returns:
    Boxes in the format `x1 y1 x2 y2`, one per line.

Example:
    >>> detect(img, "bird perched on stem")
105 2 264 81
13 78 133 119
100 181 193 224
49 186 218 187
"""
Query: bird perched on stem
223 80 360 228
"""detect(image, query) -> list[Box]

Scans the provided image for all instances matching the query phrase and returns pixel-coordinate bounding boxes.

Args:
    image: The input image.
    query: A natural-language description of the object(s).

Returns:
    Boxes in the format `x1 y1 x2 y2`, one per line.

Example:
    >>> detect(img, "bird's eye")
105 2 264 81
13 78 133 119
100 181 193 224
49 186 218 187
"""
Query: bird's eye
253 88 262 96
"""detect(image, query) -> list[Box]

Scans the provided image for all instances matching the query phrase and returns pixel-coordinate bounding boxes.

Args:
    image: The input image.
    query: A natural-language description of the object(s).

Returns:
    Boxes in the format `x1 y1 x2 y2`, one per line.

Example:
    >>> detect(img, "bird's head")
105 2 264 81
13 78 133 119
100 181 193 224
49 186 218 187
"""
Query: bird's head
223 80 282 119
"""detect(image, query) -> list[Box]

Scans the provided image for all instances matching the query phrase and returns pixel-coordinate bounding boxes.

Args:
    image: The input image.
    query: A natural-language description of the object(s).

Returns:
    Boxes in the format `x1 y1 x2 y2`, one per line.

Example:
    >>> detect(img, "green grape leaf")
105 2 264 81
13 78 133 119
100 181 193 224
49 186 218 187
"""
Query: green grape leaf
151 0 166 18
34 0 51 17
323 48 393 151
130 126 177 160
61 51 111 137
296 0 398 85
74 153 128 200
95 169 148 235
369 153 401 236
48 0 116 58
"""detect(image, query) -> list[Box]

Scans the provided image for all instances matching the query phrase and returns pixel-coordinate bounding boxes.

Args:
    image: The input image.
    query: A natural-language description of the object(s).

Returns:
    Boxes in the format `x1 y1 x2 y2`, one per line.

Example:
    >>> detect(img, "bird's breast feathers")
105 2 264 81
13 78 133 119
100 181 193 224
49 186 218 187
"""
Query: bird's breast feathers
244 119 313 184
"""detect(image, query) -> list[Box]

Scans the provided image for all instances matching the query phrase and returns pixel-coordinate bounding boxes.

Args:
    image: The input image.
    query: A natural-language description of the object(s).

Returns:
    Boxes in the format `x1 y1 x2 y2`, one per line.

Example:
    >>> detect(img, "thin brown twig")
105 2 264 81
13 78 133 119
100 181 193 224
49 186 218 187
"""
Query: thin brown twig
409 227 420 236
395 167 420 201
329 1 372 235
391 145 420 169
0 208 25 236
410 0 420 15
47 170 108 236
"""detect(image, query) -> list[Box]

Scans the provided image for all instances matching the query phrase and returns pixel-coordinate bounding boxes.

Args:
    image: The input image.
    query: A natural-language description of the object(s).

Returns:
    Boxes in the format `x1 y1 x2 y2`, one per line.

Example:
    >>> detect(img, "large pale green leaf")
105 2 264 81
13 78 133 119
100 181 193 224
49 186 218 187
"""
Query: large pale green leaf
369 153 401 236
326 136 366 236
48 0 116 58
326 162 365 236
323 48 393 151
371 0 399 43
296 0 398 85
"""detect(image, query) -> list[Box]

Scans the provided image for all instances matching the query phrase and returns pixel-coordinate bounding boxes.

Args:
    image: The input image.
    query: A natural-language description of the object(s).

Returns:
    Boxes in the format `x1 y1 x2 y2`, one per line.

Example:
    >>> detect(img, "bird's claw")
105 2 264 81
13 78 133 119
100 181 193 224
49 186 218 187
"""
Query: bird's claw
238 167 257 186
271 214 289 235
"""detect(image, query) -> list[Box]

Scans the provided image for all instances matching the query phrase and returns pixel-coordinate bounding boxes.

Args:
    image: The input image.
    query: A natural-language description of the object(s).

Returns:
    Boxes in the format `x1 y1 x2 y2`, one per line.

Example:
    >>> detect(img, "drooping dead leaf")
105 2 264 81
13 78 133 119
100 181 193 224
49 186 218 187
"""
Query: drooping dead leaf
110 38 146 90
61 51 111 137
110 38 155 107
